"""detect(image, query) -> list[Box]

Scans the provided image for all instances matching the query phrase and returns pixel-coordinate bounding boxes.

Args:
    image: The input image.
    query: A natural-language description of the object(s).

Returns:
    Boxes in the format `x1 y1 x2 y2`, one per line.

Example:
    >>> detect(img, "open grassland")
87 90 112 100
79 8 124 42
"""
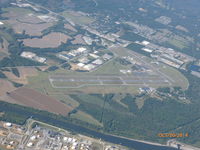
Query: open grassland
90 59 129 75
0 38 9 55
168 38 188 49
3 67 38 84
62 11 94 25
0 30 14 42
23 32 71 48
7 87 73 116
11 21 53 36
2 7 33 15
71 110 103 127
112 94 128 108
159 64 189 90
0 80 16 96
2 7 54 36
0 38 9 60
48 94 79 109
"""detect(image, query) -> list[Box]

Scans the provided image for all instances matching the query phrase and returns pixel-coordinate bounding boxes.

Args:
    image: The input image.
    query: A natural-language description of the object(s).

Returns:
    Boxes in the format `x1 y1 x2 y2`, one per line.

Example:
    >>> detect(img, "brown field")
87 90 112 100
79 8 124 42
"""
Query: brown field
0 52 7 60
64 24 77 32
0 38 9 53
13 22 53 36
0 80 16 96
23 32 72 48
0 38 9 60
72 34 86 45
7 87 73 116
37 66 50 71
4 67 38 84
62 11 94 25
3 10 53 36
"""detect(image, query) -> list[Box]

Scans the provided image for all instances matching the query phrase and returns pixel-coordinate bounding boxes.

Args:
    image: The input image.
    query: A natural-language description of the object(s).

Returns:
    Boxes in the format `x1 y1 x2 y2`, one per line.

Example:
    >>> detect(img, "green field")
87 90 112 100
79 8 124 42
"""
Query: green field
62 11 94 25
159 64 189 90
91 59 129 75
168 38 188 49
0 30 14 42
2 7 34 15
71 110 103 127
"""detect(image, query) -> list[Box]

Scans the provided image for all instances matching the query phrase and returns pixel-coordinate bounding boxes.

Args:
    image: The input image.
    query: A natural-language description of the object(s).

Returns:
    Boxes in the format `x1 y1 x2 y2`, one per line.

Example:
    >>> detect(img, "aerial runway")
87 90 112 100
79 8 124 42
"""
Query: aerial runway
49 75 170 88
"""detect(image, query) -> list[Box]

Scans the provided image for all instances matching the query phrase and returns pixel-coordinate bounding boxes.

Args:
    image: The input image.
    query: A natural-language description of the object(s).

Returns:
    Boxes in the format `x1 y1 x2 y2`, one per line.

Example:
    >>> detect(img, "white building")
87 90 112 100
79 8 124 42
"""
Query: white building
89 53 99 59
21 51 46 63
92 59 103 65
27 142 33 147
21 52 36 59
83 64 95 71
141 41 150 45
35 56 46 63
77 63 85 67
102 54 112 60
4 122 12 127
58 54 69 60
77 47 87 53
78 57 90 63
142 48 153 53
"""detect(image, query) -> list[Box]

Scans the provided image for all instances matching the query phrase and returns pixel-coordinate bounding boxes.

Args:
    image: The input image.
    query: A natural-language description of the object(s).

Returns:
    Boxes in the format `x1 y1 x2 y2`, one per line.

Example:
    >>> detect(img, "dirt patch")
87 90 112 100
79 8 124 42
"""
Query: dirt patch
7 87 73 116
0 80 16 96
37 66 50 71
4 67 38 84
23 32 72 48
13 22 53 36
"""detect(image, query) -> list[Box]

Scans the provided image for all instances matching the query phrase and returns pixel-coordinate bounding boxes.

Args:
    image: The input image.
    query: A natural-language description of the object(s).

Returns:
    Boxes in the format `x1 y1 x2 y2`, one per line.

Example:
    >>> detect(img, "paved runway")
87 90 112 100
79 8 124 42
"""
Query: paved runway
49 75 170 88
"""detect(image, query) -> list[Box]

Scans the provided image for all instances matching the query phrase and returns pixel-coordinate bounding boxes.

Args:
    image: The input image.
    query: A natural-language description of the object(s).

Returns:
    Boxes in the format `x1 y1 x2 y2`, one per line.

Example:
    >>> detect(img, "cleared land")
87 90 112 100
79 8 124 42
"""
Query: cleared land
71 110 103 127
4 67 38 84
62 11 94 25
168 38 188 49
2 7 54 36
7 87 73 115
23 32 71 48
0 80 16 96
0 38 9 51
0 30 14 42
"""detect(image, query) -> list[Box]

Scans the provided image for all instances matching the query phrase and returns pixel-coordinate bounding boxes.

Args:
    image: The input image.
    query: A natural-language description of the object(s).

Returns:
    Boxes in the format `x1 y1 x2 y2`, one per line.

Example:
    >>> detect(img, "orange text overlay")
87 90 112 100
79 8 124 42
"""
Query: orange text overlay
158 133 189 138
